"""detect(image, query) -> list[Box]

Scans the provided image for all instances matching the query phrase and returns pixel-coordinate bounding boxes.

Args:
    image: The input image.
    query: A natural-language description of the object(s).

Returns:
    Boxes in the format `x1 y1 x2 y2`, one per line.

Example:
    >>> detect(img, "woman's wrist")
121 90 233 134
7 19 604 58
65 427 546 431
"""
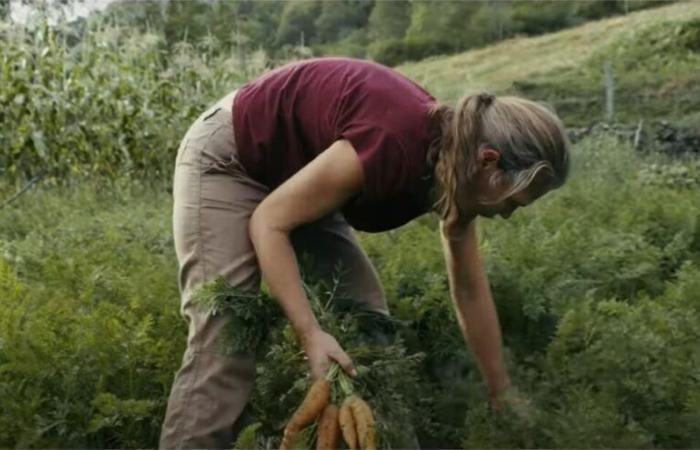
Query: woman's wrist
489 374 512 399
297 320 322 346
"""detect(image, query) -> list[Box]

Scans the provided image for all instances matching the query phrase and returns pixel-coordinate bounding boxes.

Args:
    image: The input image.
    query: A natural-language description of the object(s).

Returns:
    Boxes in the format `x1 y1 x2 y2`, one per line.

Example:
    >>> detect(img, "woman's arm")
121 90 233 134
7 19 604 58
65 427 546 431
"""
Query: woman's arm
248 139 364 378
440 219 512 399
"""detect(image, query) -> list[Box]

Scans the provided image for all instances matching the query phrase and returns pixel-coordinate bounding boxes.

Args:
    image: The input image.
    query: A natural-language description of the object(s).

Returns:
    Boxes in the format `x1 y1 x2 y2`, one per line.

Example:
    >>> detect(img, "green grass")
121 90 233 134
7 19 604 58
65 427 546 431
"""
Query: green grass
398 1 700 126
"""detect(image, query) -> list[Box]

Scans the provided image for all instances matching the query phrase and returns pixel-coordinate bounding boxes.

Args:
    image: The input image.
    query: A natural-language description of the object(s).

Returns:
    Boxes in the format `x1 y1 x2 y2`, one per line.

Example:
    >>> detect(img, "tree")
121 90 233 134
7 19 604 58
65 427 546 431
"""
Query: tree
367 0 411 41
233 1 285 53
275 0 321 47
314 0 372 44
468 2 516 44
103 0 167 33
572 0 625 20
405 1 481 49
1 0 9 21
511 1 579 36
162 1 212 46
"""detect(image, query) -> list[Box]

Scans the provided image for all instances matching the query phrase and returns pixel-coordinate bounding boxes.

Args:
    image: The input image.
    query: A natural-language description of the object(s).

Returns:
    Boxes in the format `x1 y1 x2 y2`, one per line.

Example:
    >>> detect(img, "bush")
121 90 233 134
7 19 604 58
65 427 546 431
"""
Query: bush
511 1 580 36
369 37 455 67
0 181 184 448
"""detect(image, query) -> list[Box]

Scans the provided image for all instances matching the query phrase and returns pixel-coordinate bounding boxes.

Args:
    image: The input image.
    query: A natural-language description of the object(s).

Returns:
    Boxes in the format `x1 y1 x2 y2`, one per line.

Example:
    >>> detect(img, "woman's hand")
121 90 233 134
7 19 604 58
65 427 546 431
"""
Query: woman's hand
489 385 537 425
301 328 357 380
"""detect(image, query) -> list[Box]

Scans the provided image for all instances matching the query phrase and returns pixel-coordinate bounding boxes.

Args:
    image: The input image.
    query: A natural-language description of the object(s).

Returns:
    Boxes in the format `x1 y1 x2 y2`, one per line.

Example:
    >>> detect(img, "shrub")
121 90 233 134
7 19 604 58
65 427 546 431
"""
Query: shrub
369 37 455 67
0 182 184 448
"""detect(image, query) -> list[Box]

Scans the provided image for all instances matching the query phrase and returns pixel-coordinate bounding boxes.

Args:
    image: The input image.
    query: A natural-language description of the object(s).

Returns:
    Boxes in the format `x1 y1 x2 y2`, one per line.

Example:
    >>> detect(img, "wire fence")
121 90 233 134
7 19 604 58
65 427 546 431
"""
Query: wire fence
517 61 700 126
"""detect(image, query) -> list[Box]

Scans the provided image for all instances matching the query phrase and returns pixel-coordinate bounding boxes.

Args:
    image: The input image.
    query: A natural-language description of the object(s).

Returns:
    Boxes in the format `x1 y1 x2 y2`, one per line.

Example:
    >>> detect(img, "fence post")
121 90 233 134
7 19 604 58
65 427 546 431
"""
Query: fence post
634 119 644 149
604 60 615 122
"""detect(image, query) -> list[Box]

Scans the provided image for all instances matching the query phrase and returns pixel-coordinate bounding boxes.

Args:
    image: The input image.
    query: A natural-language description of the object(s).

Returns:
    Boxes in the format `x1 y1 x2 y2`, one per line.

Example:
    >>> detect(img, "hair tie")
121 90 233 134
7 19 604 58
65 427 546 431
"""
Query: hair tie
478 93 495 108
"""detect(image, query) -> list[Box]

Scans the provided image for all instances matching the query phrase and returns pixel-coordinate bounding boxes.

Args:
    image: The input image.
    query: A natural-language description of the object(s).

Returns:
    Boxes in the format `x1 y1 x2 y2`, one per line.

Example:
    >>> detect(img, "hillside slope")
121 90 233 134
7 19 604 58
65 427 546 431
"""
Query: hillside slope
398 1 700 126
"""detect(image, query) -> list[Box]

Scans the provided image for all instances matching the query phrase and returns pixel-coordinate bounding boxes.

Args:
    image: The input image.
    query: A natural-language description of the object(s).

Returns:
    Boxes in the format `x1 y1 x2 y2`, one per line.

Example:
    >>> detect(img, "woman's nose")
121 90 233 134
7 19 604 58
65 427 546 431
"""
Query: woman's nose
502 205 518 219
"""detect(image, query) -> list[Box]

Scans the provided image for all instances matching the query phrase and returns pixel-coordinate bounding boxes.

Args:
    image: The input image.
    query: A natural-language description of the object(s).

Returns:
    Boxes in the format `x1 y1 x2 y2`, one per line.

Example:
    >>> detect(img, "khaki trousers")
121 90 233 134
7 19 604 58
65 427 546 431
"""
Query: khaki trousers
160 91 388 449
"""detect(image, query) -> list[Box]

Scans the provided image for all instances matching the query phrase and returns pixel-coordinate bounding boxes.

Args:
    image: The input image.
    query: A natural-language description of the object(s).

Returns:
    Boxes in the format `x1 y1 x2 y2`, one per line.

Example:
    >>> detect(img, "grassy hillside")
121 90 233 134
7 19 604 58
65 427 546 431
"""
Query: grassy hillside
398 1 700 126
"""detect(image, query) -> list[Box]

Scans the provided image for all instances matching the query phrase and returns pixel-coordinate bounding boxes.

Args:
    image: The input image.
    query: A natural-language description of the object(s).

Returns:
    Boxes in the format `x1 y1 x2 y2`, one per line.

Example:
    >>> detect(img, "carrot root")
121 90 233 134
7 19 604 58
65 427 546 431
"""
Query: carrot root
280 378 331 450
339 397 358 450
316 404 340 450
349 396 376 450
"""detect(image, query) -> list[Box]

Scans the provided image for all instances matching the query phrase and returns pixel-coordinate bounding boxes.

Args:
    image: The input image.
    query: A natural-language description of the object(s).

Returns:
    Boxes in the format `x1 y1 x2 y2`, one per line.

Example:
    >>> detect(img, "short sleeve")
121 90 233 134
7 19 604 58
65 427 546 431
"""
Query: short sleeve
339 122 409 204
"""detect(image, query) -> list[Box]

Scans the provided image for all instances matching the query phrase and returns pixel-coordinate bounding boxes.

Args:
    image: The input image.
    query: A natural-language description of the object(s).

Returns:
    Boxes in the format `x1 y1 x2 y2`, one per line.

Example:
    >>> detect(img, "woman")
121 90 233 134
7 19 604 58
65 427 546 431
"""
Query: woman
160 57 569 449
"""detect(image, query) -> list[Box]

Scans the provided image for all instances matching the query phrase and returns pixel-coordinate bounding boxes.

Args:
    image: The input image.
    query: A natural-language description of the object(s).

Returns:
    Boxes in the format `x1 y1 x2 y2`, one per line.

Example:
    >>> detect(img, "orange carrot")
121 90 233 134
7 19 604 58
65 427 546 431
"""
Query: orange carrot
338 397 358 450
349 396 376 450
280 378 331 450
315 404 340 450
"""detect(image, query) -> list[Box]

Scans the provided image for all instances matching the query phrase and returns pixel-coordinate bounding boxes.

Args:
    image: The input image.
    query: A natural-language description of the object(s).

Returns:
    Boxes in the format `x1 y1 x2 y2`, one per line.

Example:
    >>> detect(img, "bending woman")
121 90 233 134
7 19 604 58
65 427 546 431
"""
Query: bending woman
160 57 570 449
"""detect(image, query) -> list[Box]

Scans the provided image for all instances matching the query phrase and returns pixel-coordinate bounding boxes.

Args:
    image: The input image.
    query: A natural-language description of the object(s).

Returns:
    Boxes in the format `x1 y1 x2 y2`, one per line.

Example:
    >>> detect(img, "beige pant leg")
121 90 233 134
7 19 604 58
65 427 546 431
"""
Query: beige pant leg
161 94 268 450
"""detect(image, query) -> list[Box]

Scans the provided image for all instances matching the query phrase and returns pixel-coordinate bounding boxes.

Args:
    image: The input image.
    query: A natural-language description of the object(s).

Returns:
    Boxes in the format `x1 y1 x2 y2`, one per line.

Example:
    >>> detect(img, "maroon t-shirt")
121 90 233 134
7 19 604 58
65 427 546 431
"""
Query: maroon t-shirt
232 57 436 232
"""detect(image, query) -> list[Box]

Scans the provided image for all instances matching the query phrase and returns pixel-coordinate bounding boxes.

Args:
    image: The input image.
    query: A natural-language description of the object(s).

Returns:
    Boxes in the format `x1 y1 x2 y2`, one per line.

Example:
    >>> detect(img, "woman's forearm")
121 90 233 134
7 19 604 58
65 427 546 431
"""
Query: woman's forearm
452 288 511 396
249 216 320 341
441 221 511 397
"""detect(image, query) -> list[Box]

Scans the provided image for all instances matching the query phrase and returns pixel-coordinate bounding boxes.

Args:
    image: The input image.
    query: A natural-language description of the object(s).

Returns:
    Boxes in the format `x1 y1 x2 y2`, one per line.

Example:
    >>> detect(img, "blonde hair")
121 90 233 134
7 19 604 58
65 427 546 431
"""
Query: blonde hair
428 92 570 226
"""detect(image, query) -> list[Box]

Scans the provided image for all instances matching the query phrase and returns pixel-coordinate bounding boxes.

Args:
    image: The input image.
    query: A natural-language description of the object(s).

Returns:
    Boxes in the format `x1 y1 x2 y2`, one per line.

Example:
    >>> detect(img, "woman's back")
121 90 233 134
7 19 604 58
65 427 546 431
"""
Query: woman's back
232 57 437 231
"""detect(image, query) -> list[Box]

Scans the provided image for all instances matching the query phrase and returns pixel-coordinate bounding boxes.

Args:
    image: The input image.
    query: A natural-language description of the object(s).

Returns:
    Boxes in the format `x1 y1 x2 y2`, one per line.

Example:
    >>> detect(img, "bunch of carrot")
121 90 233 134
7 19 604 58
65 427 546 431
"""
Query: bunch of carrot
280 363 377 450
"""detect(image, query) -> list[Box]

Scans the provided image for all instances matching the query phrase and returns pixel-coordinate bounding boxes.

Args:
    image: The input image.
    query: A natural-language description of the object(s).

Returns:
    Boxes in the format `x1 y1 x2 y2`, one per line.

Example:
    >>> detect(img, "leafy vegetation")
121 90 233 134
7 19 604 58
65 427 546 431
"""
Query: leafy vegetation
1 2 699 449
92 0 669 66
0 180 183 448
2 131 699 448
0 20 260 188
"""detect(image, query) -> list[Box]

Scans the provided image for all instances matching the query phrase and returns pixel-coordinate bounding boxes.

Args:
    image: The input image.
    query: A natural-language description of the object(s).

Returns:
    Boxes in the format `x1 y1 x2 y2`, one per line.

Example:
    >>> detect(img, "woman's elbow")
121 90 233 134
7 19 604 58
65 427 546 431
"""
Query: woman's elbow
248 207 288 244
248 208 267 244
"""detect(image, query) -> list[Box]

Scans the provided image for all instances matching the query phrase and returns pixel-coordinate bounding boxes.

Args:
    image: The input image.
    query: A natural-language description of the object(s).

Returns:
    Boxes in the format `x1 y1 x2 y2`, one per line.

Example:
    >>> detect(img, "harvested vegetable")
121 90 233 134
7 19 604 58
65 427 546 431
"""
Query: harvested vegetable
339 397 358 450
349 396 377 450
315 404 340 450
280 378 330 450
281 364 340 450
197 276 427 450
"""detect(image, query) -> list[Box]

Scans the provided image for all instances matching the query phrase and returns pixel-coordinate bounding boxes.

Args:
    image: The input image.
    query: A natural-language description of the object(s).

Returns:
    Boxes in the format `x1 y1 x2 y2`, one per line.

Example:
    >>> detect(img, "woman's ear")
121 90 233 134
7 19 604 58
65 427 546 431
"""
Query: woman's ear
477 145 501 169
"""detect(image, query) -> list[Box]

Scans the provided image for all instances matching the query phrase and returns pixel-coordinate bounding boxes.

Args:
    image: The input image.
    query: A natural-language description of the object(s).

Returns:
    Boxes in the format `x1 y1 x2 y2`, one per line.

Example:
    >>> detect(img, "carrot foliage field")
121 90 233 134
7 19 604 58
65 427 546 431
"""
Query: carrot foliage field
1 5 699 450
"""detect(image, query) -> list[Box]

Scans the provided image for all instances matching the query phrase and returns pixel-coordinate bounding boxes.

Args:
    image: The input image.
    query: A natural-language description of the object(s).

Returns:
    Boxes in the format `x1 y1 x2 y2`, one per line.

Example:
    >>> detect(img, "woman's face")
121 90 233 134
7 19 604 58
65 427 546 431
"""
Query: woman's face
476 185 542 219
471 147 551 219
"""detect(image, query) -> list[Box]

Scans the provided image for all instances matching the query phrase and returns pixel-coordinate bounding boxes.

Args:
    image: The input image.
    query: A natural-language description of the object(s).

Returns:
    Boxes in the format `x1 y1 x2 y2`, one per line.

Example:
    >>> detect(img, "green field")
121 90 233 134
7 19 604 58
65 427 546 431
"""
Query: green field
1 3 700 449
